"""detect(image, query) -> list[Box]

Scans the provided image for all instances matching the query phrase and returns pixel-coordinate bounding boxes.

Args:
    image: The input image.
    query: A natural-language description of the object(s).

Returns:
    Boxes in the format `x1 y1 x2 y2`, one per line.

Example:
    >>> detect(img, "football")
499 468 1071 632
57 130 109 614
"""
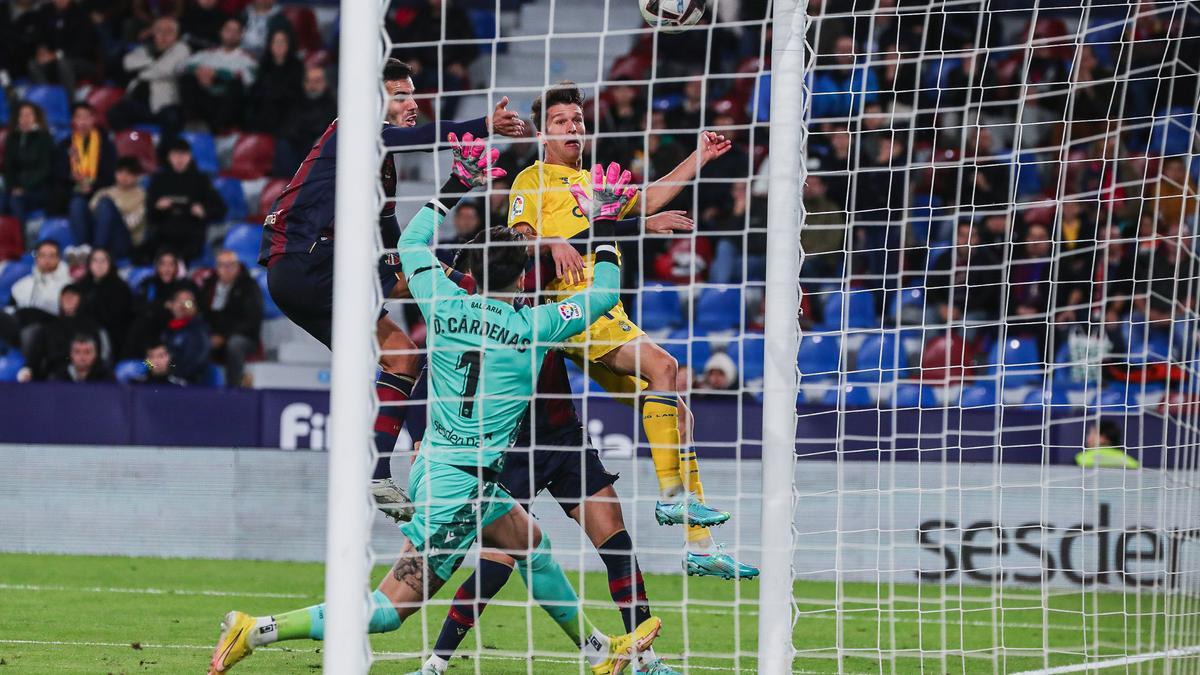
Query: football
639 0 706 33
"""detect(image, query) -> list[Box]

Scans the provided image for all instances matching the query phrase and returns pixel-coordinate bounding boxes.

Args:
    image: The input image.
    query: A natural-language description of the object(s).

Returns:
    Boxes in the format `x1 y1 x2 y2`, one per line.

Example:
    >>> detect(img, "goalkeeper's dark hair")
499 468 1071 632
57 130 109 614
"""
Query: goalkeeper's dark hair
454 226 528 293
531 81 584 131
383 58 412 82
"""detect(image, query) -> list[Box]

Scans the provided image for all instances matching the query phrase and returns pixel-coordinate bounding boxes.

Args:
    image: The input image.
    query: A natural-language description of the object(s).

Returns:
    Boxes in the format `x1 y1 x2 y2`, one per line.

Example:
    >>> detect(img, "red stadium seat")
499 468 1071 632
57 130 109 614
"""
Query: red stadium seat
257 178 288 221
0 216 24 261
282 6 323 55
920 333 972 384
86 87 126 129
114 129 158 173
226 133 276 180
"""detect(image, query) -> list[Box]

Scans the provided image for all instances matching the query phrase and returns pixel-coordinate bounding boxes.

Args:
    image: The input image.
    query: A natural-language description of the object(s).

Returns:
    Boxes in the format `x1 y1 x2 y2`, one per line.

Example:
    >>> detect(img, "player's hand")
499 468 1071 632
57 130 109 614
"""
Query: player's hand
645 210 694 234
569 162 637 223
389 271 412 299
543 237 585 286
448 132 506 188
698 131 732 165
487 96 526 137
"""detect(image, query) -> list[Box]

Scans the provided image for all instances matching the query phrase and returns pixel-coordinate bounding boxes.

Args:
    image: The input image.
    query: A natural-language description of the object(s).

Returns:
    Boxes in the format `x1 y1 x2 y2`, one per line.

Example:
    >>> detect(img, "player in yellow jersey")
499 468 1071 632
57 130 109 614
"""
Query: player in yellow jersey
508 82 758 580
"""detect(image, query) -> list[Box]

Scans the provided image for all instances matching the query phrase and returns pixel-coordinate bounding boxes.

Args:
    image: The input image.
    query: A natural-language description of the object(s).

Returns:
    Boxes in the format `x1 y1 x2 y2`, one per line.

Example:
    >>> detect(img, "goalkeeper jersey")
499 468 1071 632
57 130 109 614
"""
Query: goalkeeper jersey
507 160 638 300
398 198 621 472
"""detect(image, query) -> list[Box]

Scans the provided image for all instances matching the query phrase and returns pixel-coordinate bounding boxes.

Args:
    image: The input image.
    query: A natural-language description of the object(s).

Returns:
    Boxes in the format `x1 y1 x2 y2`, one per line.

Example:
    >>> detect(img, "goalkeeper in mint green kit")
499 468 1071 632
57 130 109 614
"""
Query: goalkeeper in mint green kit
208 136 660 675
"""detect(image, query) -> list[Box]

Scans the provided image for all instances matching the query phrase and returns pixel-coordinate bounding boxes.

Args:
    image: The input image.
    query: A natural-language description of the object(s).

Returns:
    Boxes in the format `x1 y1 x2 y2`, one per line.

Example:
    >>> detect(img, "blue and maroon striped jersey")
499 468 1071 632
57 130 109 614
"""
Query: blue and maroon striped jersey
258 117 490 266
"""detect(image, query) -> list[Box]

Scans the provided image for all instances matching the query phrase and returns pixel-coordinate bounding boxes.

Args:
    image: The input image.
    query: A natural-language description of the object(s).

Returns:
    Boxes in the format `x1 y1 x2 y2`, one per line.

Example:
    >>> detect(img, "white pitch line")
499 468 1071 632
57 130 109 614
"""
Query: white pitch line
1010 645 1200 674
0 582 313 599
0 638 297 654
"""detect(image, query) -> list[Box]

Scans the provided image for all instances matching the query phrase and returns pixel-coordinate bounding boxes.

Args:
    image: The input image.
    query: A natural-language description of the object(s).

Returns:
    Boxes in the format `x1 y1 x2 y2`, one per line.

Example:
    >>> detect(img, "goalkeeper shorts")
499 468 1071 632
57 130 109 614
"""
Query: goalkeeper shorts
399 457 517 581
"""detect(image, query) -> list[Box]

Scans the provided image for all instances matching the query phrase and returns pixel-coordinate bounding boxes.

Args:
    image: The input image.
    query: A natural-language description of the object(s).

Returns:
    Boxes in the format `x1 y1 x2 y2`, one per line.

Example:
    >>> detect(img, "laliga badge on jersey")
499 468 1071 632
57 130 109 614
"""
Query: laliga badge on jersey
620 321 632 332
558 302 583 322
512 195 524 216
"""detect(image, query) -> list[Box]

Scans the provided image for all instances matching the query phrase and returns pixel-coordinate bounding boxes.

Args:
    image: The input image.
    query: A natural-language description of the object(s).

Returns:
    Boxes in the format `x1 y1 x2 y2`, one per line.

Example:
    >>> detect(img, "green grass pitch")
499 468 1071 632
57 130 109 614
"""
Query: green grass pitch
0 553 1190 673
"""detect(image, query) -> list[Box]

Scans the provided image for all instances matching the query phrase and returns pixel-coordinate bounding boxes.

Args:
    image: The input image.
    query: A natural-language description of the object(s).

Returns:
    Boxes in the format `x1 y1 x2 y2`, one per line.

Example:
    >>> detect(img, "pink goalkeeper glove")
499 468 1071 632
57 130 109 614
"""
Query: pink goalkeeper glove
569 162 637 223
448 132 506 188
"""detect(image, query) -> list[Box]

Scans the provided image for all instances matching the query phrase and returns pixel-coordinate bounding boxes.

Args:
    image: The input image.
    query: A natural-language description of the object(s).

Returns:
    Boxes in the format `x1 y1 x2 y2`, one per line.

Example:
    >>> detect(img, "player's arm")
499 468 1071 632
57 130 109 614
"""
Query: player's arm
380 96 525 150
532 245 622 343
640 130 733 214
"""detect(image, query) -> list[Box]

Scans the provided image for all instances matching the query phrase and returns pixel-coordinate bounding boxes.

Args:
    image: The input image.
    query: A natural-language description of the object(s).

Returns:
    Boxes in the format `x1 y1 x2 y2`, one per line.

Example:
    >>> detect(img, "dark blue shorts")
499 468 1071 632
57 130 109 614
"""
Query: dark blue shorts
498 433 619 516
266 240 399 349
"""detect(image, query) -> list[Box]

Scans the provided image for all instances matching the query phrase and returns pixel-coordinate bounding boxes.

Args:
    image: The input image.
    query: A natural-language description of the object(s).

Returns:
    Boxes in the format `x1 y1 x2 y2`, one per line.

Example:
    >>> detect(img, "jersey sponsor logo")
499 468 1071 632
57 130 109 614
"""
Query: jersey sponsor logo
511 195 524 216
558 302 583 322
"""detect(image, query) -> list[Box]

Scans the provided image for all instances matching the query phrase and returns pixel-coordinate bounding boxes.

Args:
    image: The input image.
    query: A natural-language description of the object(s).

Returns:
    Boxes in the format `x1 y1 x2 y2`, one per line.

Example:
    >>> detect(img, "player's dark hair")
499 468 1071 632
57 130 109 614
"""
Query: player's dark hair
384 58 412 82
531 81 584 131
455 226 528 293
1098 419 1122 447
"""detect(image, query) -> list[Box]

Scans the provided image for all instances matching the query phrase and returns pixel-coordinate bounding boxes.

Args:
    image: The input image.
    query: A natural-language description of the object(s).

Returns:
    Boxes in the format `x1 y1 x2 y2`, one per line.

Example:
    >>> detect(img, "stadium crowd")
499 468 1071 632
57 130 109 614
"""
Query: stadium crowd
0 0 1197 406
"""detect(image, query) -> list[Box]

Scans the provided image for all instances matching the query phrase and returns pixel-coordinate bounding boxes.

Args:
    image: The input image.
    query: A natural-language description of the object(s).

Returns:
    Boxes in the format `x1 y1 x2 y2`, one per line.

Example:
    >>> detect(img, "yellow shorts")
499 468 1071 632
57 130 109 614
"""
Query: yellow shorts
565 300 645 362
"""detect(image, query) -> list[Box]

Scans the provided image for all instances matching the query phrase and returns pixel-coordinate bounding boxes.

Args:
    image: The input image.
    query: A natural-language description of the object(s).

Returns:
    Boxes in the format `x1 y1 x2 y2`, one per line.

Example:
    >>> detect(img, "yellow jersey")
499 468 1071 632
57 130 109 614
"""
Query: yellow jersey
508 160 639 298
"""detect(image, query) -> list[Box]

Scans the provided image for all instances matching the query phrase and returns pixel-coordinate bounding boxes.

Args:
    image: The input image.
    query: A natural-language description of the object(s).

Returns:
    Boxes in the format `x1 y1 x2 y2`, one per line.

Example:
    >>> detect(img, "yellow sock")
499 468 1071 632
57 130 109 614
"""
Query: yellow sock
679 446 713 544
642 395 683 497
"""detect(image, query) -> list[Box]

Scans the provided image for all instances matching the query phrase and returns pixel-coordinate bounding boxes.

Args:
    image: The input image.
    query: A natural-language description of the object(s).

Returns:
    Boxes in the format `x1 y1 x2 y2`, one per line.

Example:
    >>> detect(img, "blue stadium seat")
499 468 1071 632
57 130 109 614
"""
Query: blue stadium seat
797 333 841 379
224 223 263 267
959 382 997 408
1148 107 1195 157
213 177 249 223
1126 324 1172 364
818 289 877 330
0 260 33 306
849 332 904 384
986 337 1042 388
24 85 70 130
251 267 282 319
203 363 225 387
823 383 872 408
0 94 8 125
664 328 711 369
0 350 25 381
114 359 148 383
182 132 220 174
467 9 496 40
740 332 765 385
36 218 74 248
125 265 156 289
1014 152 1045 198
638 282 683 332
894 383 935 408
694 287 742 332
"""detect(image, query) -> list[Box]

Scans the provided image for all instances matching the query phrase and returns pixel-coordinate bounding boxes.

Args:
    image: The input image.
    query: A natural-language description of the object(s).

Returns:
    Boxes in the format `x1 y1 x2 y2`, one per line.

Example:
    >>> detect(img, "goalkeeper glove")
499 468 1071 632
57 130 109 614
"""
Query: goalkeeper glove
448 132 506 188
569 162 637 223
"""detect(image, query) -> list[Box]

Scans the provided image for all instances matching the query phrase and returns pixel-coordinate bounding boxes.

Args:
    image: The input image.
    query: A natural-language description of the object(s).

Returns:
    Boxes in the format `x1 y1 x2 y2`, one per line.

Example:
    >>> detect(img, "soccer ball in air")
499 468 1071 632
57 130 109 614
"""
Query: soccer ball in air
639 0 706 33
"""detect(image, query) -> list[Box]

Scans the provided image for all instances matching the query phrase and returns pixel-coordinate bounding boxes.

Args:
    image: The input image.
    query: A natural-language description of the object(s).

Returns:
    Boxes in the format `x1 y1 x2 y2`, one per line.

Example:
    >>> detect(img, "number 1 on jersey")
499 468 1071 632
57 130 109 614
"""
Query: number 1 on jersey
457 350 482 418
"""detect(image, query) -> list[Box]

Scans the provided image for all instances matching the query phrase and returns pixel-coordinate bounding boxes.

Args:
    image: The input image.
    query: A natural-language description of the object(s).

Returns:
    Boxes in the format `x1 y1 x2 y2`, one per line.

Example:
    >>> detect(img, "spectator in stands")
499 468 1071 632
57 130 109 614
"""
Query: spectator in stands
76 248 134 348
28 41 77 93
10 240 72 324
245 28 304 133
2 0 42 81
144 138 226 261
799 172 847 280
387 0 476 113
57 103 117 245
699 351 738 394
133 341 188 386
86 157 148 261
1076 419 1137 469
1007 223 1054 351
3 101 55 224
240 0 290 58
1153 157 1198 230
926 221 1003 330
675 364 696 393
276 65 337 175
704 181 767 284
128 0 184 42
180 15 257 132
437 201 484 267
960 127 1011 209
20 284 106 381
597 80 646 168
31 0 99 83
1100 223 1137 323
200 249 262 387
811 35 879 119
109 16 191 137
48 333 113 383
124 248 193 358
180 0 230 51
162 285 210 383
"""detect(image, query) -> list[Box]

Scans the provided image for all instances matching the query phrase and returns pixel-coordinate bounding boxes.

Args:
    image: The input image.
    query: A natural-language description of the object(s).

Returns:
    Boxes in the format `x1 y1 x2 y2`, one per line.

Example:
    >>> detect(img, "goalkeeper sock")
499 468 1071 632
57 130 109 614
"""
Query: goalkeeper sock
373 371 417 479
642 394 684 498
252 590 400 646
432 557 515 659
597 530 651 633
516 535 607 660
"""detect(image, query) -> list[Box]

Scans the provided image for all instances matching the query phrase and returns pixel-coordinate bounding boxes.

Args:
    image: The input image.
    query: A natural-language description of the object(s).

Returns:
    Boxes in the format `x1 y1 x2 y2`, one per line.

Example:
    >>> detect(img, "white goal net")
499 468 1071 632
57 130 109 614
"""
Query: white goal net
326 0 1200 673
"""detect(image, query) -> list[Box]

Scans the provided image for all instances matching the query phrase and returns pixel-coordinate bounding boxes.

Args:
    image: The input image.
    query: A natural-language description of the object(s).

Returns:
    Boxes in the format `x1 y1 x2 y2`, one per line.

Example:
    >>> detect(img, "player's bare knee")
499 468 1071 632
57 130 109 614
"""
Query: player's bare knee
379 351 420 377
646 352 679 392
